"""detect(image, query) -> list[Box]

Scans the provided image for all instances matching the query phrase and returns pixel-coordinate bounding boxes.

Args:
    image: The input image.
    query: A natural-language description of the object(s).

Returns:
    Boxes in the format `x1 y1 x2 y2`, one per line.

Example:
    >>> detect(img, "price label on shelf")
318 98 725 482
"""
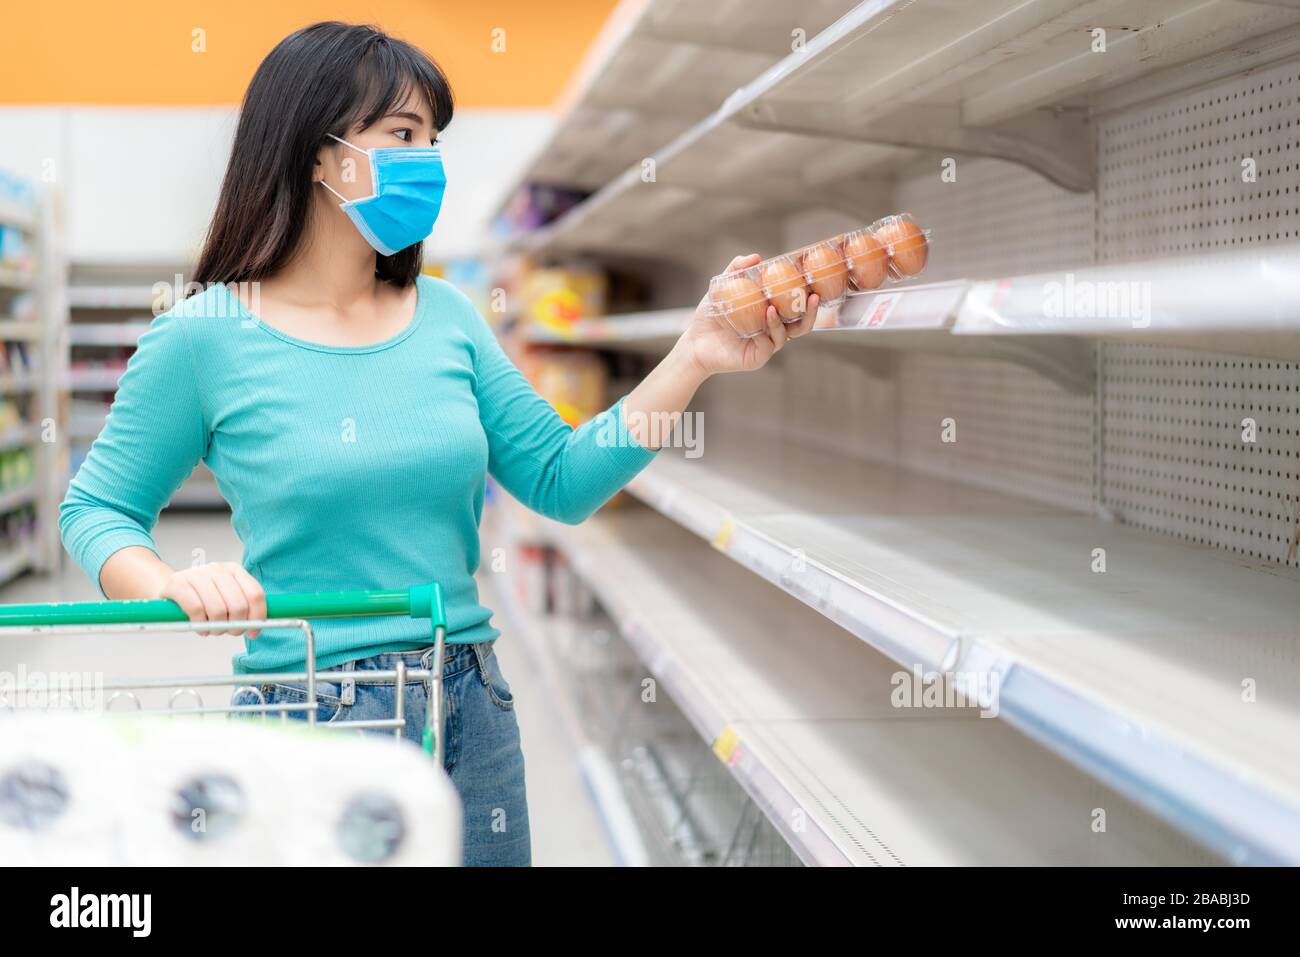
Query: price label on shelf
712 725 742 765
713 518 736 552
856 291 903 329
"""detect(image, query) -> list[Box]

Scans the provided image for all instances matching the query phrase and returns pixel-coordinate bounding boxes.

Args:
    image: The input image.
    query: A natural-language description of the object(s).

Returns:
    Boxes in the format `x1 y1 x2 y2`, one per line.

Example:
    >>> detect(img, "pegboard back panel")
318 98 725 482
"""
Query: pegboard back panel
1101 342 1300 570
896 351 1097 513
893 157 1097 282
695 53 1300 571
1097 55 1300 262
695 347 898 464
778 348 898 463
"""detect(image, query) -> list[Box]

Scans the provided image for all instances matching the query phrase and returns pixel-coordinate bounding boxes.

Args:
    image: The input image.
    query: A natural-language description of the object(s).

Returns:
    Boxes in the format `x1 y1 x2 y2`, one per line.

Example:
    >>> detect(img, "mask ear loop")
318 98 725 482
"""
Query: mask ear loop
319 179 349 204
319 134 372 205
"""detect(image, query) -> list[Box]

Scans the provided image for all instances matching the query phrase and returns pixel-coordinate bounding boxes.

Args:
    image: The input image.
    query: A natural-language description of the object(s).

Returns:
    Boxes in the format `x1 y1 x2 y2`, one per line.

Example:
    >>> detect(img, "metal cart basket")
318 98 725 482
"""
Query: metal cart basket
0 581 449 763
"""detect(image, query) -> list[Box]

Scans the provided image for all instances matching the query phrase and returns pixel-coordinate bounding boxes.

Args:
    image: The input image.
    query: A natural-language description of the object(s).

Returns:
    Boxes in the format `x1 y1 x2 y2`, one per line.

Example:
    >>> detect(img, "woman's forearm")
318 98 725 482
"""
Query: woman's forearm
622 337 711 451
98 546 175 601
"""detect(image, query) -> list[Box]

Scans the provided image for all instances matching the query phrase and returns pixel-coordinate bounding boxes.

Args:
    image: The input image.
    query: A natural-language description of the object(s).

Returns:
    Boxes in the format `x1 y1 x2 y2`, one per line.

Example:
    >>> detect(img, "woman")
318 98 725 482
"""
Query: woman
59 21 820 867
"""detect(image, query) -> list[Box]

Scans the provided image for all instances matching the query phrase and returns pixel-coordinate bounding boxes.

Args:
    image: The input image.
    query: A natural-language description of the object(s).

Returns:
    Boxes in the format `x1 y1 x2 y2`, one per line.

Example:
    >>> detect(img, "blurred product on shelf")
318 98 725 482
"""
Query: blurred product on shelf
3 291 36 323
522 348 607 428
0 170 35 210
496 183 591 235
705 214 932 338
0 340 33 376
0 503 36 549
521 265 608 337
0 225 31 272
0 447 34 490
0 400 22 434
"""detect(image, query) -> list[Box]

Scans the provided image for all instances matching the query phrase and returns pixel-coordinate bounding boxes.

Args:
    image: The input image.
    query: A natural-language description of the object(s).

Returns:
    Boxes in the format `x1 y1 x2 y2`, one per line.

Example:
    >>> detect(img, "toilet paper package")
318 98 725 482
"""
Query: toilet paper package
0 712 462 865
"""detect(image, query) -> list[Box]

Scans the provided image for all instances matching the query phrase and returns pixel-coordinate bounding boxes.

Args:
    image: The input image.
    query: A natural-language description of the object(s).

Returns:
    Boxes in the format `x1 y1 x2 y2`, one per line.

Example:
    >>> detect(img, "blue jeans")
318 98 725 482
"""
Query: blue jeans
232 641 531 866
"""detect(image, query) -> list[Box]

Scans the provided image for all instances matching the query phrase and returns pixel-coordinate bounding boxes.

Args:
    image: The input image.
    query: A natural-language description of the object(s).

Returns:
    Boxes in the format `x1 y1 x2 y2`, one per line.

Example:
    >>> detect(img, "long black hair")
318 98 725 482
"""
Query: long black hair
194 22 454 288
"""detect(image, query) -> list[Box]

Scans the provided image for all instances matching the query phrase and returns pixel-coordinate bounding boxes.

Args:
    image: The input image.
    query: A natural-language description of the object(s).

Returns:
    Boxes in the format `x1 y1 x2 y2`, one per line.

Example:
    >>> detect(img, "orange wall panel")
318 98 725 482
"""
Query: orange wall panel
0 0 617 107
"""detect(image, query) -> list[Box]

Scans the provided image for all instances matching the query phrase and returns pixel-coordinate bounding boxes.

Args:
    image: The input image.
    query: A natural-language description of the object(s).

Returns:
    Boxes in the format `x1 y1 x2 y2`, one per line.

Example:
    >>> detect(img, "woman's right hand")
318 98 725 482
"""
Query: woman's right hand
159 562 267 638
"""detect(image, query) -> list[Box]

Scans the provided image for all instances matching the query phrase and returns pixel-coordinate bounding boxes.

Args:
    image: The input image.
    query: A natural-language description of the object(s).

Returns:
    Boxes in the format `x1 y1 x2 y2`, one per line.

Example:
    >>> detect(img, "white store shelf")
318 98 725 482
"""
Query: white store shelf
621 427 1300 864
522 307 694 347
68 322 151 347
0 267 34 292
0 321 42 342
495 0 858 206
66 286 158 310
0 485 36 515
524 245 1300 369
544 506 1215 865
521 0 1300 263
0 372 37 394
66 368 126 391
955 244 1300 362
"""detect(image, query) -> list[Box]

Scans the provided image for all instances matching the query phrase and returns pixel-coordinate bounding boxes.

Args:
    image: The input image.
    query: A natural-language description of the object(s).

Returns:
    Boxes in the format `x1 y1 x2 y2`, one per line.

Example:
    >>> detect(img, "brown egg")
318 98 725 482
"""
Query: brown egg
842 230 889 291
760 257 809 320
801 241 848 302
875 217 928 276
710 273 768 337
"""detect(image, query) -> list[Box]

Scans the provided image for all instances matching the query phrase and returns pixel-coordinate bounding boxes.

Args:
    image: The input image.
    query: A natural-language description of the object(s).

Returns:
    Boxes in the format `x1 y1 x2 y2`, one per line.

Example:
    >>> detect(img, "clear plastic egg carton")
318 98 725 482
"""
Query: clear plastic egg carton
705 213 931 338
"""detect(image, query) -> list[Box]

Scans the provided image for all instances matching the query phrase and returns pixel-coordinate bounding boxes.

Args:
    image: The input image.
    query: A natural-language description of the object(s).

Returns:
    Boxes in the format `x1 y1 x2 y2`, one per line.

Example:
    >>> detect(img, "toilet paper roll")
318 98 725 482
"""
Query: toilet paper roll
0 713 126 865
118 716 283 866
272 731 461 866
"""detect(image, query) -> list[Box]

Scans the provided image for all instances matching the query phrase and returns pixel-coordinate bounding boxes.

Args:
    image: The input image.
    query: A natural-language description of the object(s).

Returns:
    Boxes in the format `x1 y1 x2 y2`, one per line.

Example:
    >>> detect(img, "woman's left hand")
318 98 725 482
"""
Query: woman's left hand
679 253 821 377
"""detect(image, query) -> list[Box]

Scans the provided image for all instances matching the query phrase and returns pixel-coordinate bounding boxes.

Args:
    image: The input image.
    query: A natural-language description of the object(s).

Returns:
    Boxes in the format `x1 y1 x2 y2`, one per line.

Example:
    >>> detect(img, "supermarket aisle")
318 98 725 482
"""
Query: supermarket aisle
0 512 246 683
487 583 616 867
0 510 613 866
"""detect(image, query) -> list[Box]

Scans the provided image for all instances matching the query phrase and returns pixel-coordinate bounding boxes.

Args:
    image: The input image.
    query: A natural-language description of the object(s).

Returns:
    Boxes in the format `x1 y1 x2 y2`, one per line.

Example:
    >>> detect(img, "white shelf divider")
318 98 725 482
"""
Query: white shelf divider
619 429 1300 865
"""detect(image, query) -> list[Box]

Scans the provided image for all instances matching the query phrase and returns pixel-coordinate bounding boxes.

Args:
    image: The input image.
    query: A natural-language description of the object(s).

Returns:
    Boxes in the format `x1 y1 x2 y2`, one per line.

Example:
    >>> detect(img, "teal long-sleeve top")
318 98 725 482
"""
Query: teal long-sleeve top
59 275 657 672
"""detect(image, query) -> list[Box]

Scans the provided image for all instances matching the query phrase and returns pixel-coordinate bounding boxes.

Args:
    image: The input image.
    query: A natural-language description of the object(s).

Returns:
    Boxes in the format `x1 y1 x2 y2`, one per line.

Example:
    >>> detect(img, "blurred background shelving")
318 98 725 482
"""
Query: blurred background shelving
64 261 226 509
0 170 60 585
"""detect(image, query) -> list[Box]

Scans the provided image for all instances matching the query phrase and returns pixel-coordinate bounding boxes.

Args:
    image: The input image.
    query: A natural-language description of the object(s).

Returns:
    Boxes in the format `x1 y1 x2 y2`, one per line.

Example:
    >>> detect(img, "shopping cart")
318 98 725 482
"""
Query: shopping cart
0 581 448 762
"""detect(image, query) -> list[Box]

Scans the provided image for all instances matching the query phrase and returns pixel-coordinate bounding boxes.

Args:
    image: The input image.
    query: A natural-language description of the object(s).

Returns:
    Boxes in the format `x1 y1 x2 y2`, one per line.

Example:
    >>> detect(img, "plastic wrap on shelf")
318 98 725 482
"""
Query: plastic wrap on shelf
706 214 931 338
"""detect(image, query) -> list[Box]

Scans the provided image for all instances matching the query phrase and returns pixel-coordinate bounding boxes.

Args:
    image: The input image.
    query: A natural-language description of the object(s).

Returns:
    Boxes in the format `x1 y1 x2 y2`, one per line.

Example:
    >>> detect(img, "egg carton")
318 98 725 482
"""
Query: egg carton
705 213 931 338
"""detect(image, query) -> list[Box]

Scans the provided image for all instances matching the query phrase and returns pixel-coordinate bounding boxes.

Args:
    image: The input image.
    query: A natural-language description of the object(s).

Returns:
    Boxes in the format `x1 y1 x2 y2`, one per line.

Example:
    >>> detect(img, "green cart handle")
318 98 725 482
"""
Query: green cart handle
0 581 449 763
0 582 445 629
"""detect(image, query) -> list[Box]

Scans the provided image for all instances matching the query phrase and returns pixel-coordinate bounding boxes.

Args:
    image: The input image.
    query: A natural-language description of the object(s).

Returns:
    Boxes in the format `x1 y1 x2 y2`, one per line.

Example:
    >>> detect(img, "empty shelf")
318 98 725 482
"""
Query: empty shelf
623 427 1300 863
544 507 1216 865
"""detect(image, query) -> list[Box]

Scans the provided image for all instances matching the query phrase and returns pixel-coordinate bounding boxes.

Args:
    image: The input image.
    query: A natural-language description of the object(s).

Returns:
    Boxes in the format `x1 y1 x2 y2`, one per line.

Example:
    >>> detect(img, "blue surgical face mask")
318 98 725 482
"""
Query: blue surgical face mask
319 133 446 256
